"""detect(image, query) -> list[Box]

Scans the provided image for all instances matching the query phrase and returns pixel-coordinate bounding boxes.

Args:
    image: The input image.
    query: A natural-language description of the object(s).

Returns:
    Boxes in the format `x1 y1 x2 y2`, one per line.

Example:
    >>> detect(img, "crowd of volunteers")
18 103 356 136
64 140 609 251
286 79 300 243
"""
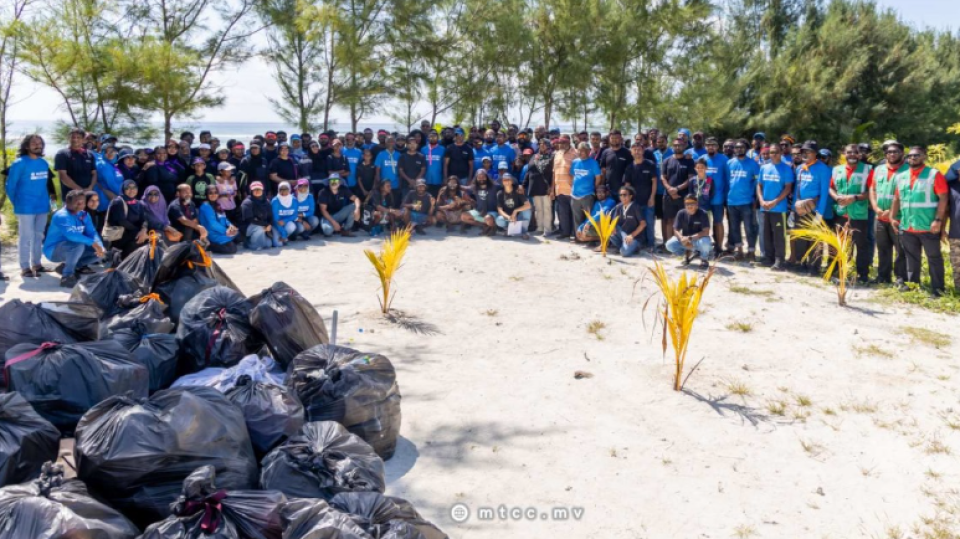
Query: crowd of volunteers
4 122 960 296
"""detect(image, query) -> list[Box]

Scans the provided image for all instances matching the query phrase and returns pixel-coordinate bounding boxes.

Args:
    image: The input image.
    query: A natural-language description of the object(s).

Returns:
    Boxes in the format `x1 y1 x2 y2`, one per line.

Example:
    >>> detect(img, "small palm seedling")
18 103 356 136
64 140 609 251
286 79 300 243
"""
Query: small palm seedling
364 225 413 314
585 209 619 257
645 260 715 391
789 217 854 306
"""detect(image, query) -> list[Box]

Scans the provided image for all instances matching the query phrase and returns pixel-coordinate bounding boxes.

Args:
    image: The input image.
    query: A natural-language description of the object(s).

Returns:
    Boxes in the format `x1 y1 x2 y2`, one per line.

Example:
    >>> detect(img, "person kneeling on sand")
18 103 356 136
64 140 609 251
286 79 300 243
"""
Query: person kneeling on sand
461 170 499 236
403 179 434 235
575 184 616 243
665 194 712 268
606 185 647 257
367 181 403 233
319 176 360 237
495 173 532 240
435 176 472 232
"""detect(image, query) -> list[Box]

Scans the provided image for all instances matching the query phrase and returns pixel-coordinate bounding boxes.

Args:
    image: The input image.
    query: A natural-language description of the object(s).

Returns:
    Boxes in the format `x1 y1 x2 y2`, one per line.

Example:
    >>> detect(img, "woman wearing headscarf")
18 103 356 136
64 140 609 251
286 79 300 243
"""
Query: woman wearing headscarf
106 180 165 258
117 150 141 185
271 180 302 246
198 184 240 254
141 185 182 243
294 179 319 239
145 145 182 203
239 181 277 250
240 143 269 197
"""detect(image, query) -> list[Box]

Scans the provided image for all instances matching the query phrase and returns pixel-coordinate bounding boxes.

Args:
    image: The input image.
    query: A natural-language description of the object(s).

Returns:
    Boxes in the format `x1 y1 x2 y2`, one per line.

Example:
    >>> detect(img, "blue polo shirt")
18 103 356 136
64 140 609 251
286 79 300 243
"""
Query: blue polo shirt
375 149 401 188
342 147 363 187
702 153 729 206
570 157 601 199
489 144 516 180
795 160 833 218
421 143 446 185
726 157 760 206
758 162 795 213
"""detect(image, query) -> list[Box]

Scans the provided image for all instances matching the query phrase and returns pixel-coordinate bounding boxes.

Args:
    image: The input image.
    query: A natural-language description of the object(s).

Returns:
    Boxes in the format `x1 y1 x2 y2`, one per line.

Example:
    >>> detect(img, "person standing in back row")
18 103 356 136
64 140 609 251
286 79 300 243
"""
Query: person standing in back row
6 134 56 278
830 144 874 283
661 139 696 246
56 128 98 194
570 142 601 241
756 144 794 270
869 141 907 285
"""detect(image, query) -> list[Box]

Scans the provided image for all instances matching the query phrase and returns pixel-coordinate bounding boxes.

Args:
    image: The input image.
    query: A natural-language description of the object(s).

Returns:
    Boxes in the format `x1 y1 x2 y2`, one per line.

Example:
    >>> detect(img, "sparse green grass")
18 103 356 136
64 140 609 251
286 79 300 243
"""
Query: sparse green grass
587 320 606 340
940 411 960 431
902 326 952 349
854 344 894 358
792 409 810 422
729 285 774 297
766 400 787 416
822 407 837 416
925 469 943 480
726 321 753 333
926 438 951 455
484 309 498 316
795 394 813 407
725 379 752 397
732 524 756 538
777 386 790 393
800 439 824 456
937 374 951 381
884 525 905 539
847 399 878 414
871 285 960 315
661 457 672 466
509 275 524 282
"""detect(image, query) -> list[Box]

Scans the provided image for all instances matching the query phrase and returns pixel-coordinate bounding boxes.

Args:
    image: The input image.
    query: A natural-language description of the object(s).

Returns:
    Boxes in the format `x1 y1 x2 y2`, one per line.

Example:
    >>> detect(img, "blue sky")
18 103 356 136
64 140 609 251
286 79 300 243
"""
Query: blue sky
8 0 960 125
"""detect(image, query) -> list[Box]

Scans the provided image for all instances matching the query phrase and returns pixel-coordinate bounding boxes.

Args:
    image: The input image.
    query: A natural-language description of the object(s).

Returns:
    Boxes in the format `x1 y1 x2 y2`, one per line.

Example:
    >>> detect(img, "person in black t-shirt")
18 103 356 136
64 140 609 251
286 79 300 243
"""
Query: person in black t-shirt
599 130 632 194
167 183 208 243
55 128 98 191
665 194 713 267
607 185 647 257
269 143 299 190
318 177 360 237
356 148 377 202
402 179 434 234
367 181 403 231
495 173 531 239
443 129 475 184
398 137 426 193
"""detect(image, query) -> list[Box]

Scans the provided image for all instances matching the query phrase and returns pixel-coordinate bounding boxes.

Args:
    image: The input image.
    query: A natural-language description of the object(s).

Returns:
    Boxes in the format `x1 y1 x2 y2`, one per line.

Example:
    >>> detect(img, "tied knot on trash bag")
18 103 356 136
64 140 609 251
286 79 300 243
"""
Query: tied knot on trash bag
205 308 229 363
3 341 60 386
172 489 228 532
35 462 66 497
139 293 165 305
186 241 212 270
147 231 159 260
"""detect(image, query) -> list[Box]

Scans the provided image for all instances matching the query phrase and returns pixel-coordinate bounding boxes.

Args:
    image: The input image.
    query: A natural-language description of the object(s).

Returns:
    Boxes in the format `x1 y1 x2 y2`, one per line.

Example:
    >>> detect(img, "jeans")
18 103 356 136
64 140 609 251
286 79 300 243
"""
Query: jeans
49 241 99 277
666 236 713 260
531 195 553 234
245 224 277 250
495 209 532 230
17 213 47 270
727 204 758 251
321 206 355 236
571 195 595 234
608 228 642 257
272 221 303 243
301 215 321 238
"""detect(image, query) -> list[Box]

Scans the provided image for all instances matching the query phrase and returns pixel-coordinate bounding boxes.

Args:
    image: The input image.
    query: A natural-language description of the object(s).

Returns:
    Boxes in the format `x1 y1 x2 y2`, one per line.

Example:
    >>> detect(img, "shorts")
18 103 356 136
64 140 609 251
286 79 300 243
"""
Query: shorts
710 204 724 224
468 210 497 223
654 194 665 219
662 195 684 221
410 211 428 225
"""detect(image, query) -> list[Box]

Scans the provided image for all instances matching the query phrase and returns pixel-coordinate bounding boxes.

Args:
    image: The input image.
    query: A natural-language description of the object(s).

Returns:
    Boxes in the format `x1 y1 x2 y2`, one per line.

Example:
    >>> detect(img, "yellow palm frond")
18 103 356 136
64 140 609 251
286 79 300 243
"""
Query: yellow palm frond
364 225 412 313
645 261 714 391
788 217 854 306
585 209 620 257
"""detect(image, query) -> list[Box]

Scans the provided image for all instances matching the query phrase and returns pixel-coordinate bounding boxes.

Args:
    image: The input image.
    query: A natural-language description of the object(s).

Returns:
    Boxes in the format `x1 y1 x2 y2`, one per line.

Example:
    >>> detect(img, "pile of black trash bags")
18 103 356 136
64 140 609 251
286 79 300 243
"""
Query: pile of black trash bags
0 240 440 538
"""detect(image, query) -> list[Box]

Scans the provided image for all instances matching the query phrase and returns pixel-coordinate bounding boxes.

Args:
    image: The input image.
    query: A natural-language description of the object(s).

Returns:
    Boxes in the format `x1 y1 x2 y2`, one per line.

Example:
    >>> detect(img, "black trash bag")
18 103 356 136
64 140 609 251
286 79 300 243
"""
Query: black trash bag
259 421 385 500
0 392 60 487
0 462 141 539
155 241 240 292
177 287 262 373
100 293 175 337
280 498 372 539
224 375 304 457
116 232 166 290
74 387 258 527
138 465 285 539
248 283 329 368
3 341 149 434
69 269 145 318
0 300 101 360
287 345 401 459
328 493 448 539
112 324 180 392
156 272 219 322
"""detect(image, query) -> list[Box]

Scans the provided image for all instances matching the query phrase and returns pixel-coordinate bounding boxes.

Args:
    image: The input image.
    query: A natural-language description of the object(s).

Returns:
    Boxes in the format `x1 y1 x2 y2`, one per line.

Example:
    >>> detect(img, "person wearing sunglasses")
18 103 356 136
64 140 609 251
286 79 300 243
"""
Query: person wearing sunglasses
665 194 713 268
793 140 833 275
606 186 647 257
890 146 949 296
869 141 908 285
829 144 874 283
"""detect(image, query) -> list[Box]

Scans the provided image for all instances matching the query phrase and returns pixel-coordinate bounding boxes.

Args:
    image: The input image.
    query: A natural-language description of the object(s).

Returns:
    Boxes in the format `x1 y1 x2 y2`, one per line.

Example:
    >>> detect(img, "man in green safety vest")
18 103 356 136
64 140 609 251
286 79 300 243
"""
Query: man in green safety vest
890 146 950 296
830 144 873 283
869 141 908 285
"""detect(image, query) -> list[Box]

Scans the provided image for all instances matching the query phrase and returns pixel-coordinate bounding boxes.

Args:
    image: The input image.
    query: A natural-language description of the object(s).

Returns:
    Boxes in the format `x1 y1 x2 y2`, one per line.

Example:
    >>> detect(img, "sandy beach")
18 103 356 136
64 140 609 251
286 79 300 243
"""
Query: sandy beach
2 231 958 538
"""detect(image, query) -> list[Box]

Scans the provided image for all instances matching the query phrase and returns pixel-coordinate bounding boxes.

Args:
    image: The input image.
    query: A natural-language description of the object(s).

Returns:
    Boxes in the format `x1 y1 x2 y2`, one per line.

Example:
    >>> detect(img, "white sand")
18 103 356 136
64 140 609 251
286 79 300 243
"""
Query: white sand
2 232 959 538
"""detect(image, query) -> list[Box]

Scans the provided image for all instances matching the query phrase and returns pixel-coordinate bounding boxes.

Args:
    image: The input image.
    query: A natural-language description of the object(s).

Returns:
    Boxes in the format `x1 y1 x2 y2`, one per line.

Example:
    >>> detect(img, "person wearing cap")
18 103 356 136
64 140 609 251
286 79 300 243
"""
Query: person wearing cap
570 142 602 240
198 184 239 254
523 140 554 236
290 134 305 158
818 148 833 167
890 146 949 296
869 141 907 284
270 180 304 244
319 176 361 237
213 146 231 170
196 143 213 167
167 184 206 244
661 138 697 244
269 142 299 191
229 143 245 169
435 176 472 232
551 135 578 239
829 144 874 282
117 149 141 185
374 136 402 202
93 145 125 216
857 143 873 166
575 184 615 243
187 157 215 206
946 155 960 291
599 130 632 196
690 132 707 158
293 179 319 239
461 170 499 235
747 132 766 162
55 128 98 193
372 129 389 158
793 140 834 274
725 139 761 261
494 173 531 239
443 128 474 186
343 133 364 195
756 144 794 270
402 179 434 235
367 180 403 233
420 130 446 197
665 194 713 268
215 161 241 225
779 136 796 165
514 131 532 154
262 132 279 163
238 182 275 250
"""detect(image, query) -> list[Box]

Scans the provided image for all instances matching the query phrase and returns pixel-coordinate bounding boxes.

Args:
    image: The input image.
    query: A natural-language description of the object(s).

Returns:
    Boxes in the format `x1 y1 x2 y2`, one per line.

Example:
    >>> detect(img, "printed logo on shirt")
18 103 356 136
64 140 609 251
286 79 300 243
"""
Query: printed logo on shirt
29 171 47 181
195 181 208 197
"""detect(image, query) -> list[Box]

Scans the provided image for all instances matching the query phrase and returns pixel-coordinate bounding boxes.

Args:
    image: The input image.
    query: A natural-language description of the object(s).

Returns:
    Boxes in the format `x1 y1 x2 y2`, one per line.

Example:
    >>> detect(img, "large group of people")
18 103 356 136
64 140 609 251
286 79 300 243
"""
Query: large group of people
3 121 960 297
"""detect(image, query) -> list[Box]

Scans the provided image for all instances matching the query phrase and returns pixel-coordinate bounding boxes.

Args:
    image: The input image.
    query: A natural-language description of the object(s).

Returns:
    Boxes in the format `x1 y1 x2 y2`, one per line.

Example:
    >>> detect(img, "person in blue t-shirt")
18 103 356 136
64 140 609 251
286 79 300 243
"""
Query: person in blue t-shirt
342 133 363 193
725 139 761 260
489 132 516 183
43 189 105 287
570 142 602 238
374 135 401 193
420 130 446 196
757 145 795 269
793 140 834 274
6 134 56 278
702 137 728 256
575 184 616 242
472 138 489 179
